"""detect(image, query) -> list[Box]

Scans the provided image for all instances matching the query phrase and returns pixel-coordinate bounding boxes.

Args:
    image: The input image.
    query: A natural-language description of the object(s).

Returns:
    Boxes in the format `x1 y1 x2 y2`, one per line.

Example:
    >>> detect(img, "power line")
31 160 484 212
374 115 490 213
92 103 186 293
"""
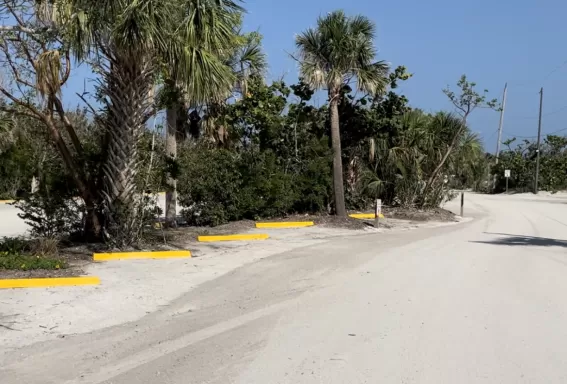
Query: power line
508 104 567 120
507 59 567 90
485 127 500 142
543 60 567 81
502 127 567 139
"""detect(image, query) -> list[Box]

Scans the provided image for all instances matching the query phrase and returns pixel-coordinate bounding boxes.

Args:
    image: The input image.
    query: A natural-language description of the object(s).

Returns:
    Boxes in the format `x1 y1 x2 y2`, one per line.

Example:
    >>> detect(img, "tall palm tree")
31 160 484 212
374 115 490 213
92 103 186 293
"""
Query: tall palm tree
162 0 243 227
163 18 264 225
295 10 389 216
39 0 240 242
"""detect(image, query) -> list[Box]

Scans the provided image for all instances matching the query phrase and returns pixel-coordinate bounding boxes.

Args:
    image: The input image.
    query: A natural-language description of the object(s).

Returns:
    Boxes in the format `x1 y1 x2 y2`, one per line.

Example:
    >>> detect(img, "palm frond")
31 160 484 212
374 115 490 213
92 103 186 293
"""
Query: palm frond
229 30 268 96
354 61 389 95
35 50 63 99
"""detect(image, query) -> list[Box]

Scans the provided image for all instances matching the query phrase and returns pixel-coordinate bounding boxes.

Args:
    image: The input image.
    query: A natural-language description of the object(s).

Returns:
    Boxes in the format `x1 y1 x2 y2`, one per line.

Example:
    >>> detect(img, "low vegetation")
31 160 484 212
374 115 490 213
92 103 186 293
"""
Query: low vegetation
0 236 67 271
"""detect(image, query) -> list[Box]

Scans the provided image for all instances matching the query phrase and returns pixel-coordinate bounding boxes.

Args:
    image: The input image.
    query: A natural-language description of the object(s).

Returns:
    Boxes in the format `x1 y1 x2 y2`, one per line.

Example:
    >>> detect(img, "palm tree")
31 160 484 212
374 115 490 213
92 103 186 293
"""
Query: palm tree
39 0 241 242
202 29 268 145
161 1 243 227
421 112 467 204
450 130 484 189
295 10 389 216
163 22 265 225
229 30 268 98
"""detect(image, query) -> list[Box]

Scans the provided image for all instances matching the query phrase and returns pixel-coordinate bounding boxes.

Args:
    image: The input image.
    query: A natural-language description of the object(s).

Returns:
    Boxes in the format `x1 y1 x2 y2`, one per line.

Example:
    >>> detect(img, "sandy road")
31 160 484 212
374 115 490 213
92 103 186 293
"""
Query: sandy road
2 193 567 383
0 203 26 237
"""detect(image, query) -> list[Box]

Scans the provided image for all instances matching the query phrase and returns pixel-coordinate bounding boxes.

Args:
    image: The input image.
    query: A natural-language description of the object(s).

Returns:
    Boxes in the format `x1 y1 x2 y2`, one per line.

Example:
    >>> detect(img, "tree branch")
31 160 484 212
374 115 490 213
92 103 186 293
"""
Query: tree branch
0 38 35 91
0 84 42 119
0 25 36 34
51 95 85 156
0 104 41 120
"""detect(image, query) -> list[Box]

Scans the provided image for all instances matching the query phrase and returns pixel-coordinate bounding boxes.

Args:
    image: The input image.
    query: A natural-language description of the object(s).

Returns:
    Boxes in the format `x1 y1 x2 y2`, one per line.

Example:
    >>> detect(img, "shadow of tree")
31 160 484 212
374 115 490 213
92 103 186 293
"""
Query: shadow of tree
471 232 567 248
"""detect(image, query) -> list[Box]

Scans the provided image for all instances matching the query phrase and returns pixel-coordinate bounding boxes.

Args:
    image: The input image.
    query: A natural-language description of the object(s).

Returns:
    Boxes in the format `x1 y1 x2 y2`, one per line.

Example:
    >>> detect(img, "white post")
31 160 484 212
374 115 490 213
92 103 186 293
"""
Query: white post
375 199 382 228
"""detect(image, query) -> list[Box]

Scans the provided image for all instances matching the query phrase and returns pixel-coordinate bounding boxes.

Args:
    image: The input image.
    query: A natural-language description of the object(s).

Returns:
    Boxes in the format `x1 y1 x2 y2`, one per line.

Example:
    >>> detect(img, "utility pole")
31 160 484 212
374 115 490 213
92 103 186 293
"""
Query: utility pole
534 87 543 194
495 83 507 164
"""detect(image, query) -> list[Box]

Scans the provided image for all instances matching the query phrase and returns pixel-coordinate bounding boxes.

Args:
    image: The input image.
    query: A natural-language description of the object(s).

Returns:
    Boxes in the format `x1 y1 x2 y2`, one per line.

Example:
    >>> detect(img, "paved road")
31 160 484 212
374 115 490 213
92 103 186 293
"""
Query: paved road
2 193 567 383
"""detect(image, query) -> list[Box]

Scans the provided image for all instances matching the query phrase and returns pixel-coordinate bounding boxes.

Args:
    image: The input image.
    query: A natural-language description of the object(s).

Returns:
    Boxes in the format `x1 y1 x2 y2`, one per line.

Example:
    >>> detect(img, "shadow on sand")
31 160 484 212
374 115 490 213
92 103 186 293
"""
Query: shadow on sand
471 232 567 248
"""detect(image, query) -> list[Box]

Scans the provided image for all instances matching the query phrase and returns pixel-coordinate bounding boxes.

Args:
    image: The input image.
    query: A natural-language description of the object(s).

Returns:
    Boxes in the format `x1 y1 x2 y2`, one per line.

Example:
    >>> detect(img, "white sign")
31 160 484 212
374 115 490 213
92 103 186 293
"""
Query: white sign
504 170 511 178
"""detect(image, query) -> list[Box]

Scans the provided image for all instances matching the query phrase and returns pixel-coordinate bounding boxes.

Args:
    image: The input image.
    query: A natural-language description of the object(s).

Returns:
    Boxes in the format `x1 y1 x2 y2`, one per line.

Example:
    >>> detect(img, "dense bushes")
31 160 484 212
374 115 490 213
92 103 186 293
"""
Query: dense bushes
491 135 567 193
175 77 334 226
177 144 332 226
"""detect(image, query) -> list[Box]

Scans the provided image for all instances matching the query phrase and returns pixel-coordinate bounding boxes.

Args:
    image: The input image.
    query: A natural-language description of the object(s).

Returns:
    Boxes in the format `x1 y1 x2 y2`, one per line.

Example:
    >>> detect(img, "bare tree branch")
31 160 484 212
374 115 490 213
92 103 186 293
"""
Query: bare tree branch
0 25 36 34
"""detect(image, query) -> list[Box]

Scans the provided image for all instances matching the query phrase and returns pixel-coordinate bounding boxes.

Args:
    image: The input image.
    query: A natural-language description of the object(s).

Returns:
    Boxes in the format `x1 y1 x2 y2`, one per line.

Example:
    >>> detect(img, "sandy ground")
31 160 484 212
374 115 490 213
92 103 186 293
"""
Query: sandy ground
0 203 25 238
0 204 465 352
3 192 567 383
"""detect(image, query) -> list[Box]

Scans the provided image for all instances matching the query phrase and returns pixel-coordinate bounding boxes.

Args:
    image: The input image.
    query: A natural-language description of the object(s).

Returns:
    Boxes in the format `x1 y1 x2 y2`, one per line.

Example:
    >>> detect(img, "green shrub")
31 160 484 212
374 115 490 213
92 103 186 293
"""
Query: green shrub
0 236 67 271
177 143 331 226
0 252 66 271
177 147 243 226
0 236 30 254
15 193 83 238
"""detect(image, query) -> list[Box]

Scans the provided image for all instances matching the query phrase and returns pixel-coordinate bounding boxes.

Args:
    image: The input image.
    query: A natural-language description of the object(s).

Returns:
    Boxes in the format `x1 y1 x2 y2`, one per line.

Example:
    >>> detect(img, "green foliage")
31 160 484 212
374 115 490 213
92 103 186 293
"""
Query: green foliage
443 75 500 120
177 78 332 226
177 147 242 226
0 253 66 271
492 135 567 192
353 109 486 208
15 195 83 239
294 10 390 96
0 236 30 254
176 143 331 226
0 236 67 271
0 106 165 243
2 69 495 237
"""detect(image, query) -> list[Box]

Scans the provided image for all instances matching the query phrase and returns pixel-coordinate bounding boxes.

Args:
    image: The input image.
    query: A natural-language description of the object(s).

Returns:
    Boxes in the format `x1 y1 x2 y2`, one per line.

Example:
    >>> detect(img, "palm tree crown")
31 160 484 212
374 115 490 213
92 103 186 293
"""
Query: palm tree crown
295 10 389 97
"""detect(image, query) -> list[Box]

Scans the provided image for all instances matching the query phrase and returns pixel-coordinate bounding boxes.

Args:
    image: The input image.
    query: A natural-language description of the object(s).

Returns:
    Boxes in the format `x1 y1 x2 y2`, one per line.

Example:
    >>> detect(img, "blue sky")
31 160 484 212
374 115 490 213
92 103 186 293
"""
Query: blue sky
64 0 567 152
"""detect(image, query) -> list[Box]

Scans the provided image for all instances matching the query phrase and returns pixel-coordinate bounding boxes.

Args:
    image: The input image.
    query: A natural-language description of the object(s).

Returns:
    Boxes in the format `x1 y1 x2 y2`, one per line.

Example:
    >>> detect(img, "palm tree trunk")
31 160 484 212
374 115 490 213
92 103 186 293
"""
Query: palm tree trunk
329 96 347 216
101 50 153 244
165 104 177 227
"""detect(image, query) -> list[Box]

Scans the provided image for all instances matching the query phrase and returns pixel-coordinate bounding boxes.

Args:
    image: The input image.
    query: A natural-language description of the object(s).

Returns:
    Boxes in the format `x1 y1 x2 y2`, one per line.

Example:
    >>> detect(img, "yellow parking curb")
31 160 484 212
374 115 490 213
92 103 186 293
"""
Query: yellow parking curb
93 250 191 261
198 234 269 242
255 221 314 228
0 276 100 289
349 213 385 219
0 199 15 204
